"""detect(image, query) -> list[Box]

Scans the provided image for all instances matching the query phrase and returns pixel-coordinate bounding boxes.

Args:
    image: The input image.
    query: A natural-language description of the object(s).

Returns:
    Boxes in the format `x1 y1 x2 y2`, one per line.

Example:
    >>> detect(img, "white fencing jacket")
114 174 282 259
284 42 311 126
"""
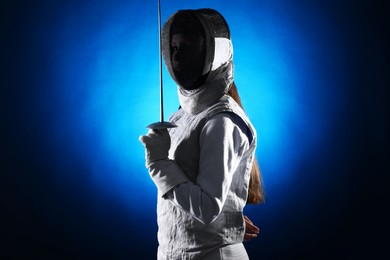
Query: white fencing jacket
147 95 257 259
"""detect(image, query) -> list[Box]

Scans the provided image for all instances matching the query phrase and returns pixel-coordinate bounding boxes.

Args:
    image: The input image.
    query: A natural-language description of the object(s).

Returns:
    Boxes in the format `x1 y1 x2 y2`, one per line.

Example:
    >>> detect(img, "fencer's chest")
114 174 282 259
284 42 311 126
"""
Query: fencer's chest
168 110 208 182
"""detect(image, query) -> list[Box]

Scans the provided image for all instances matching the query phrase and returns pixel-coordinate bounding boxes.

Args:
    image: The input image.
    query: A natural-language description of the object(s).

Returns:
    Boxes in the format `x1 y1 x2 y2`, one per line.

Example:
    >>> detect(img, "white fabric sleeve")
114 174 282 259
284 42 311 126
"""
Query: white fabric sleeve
164 113 250 224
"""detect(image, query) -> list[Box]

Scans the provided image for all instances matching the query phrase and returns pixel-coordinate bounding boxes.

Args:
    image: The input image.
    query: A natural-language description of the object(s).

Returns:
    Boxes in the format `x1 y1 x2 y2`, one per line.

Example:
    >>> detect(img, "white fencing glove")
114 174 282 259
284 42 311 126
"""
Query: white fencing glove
139 129 171 167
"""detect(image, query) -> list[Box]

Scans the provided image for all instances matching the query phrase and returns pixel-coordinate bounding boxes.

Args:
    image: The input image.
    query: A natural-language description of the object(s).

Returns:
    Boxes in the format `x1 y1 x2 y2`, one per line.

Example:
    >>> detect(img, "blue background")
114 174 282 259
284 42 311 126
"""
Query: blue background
1 0 388 258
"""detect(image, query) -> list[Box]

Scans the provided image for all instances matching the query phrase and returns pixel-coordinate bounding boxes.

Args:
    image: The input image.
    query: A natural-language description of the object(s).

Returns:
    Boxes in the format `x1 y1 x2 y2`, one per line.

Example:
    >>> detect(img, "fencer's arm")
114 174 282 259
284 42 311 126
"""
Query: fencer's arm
140 128 190 195
162 113 249 225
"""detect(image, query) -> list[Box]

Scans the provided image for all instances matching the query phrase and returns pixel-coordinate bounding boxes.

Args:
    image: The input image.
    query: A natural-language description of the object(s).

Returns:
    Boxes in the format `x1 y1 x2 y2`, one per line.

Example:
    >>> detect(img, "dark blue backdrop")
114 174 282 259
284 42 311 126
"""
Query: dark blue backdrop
1 0 388 259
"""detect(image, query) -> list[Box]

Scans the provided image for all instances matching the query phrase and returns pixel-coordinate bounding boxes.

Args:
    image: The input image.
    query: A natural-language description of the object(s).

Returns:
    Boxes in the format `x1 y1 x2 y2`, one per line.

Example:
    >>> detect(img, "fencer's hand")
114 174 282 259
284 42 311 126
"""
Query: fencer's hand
244 215 260 242
139 129 171 167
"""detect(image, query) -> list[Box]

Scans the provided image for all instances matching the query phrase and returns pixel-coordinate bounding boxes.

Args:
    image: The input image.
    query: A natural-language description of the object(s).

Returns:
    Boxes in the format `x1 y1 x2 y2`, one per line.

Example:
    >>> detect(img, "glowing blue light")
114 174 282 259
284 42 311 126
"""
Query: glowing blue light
43 0 346 255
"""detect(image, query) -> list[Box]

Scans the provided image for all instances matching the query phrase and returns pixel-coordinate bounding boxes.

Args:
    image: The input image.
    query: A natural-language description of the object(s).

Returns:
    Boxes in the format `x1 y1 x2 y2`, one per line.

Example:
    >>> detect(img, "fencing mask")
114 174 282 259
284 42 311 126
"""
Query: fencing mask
162 9 233 91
